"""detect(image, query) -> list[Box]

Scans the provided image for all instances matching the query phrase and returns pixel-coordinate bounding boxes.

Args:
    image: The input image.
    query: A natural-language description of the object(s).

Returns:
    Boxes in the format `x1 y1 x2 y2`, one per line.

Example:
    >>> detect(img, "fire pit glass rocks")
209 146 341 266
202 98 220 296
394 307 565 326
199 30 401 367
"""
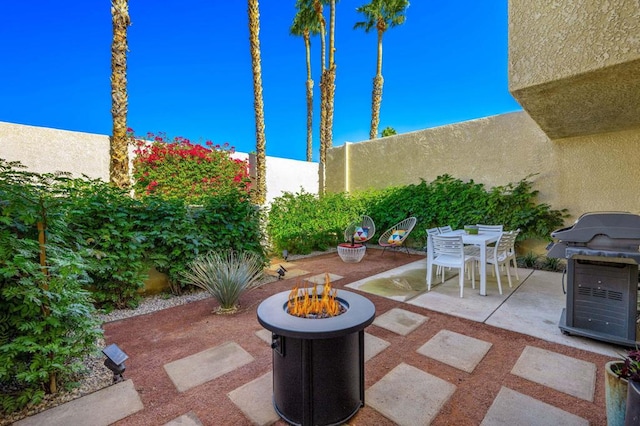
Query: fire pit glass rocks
257 281 375 426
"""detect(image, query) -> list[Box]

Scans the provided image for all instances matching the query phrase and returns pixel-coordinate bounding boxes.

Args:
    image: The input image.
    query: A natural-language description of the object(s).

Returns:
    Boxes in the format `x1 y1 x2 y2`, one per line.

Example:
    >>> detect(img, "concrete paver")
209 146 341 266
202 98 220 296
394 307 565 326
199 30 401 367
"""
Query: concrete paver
417 329 492 373
366 362 456 426
480 387 588 426
364 332 390 361
227 372 280 426
163 411 203 426
164 342 254 393
373 307 428 336
14 379 143 426
511 345 597 401
304 272 343 284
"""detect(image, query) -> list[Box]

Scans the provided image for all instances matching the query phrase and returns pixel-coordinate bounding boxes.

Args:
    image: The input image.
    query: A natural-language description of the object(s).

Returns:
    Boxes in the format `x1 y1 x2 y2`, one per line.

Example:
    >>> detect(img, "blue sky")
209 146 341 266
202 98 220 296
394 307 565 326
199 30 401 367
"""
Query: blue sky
1 1 521 162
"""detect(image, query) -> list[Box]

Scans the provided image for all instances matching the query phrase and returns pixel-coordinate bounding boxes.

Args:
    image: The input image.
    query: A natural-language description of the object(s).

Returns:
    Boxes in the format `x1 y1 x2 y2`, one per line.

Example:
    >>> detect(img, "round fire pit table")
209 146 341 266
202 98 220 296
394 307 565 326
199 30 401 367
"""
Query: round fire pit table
337 243 366 263
257 288 375 426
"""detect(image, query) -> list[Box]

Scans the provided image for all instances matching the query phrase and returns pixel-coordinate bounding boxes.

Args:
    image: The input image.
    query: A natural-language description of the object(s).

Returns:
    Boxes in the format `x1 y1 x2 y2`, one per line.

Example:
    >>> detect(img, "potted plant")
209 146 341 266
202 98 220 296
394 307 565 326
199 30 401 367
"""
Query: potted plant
606 348 640 426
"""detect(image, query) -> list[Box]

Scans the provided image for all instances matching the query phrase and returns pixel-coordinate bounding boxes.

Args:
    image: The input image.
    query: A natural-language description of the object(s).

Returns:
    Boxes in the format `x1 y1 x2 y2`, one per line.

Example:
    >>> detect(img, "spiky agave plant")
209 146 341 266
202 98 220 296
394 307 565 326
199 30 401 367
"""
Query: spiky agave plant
182 250 264 314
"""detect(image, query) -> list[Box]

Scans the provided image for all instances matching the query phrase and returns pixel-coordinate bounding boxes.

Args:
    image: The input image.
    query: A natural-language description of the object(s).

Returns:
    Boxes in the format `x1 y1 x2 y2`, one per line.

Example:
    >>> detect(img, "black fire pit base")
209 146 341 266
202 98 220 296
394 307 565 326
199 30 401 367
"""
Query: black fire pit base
559 308 639 348
257 288 375 426
271 331 365 426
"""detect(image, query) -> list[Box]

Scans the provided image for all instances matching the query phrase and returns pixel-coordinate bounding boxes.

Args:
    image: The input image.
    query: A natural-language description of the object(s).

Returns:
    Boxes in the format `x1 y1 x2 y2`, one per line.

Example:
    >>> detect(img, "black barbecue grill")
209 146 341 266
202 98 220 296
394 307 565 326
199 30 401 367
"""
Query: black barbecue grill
547 211 640 347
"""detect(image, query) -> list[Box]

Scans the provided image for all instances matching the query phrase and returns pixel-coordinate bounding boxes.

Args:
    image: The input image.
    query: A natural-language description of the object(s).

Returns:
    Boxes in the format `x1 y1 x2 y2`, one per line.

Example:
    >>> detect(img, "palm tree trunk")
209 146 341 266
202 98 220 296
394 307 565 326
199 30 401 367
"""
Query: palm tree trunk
110 0 131 189
370 30 384 140
325 0 337 151
248 0 266 204
370 75 383 140
314 0 328 165
304 33 314 162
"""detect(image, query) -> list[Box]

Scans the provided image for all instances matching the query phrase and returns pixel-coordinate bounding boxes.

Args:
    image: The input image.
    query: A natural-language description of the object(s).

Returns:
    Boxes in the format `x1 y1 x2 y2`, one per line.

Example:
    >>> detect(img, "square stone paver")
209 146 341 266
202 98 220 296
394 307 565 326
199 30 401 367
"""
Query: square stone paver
228 372 280 426
366 362 456 425
511 346 596 401
305 272 343 285
14 379 143 426
481 387 588 426
164 342 254 392
163 411 203 426
417 330 492 373
365 332 390 361
373 308 428 336
255 329 272 345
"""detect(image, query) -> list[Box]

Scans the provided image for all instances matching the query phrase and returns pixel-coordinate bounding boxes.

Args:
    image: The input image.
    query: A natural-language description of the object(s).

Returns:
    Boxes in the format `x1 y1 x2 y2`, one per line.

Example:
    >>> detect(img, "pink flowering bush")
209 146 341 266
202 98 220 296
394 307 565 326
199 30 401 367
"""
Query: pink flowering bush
130 129 250 203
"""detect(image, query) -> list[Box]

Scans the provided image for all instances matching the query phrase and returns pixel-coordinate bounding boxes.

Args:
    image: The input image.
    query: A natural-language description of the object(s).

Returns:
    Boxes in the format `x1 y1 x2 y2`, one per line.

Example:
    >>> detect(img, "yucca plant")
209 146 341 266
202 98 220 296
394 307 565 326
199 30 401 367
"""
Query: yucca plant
182 250 264 314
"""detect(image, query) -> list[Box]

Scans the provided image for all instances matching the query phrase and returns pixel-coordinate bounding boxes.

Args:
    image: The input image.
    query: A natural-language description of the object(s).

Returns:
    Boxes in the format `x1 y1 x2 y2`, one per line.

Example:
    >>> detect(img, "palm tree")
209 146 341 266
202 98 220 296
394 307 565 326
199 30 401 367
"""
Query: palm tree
312 0 329 165
248 0 267 204
110 0 131 189
323 0 338 155
290 2 321 162
355 0 409 140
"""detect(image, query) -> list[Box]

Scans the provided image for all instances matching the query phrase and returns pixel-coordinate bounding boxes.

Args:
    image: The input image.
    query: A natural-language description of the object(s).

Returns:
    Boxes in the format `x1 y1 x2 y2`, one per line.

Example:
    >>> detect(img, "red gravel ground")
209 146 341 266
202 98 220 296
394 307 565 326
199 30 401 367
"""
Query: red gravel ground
104 251 610 425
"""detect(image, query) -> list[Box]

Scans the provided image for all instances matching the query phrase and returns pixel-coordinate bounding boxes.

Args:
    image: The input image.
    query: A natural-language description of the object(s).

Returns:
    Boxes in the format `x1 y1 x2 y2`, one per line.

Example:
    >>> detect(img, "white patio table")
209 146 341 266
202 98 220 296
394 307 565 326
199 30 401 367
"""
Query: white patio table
431 229 502 296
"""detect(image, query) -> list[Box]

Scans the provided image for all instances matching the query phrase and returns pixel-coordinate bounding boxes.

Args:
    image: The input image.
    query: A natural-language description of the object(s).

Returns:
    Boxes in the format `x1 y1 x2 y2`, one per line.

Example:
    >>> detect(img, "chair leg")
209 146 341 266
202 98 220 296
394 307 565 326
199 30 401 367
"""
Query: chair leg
427 263 433 291
511 257 519 280
459 267 464 298
506 262 513 288
494 263 503 295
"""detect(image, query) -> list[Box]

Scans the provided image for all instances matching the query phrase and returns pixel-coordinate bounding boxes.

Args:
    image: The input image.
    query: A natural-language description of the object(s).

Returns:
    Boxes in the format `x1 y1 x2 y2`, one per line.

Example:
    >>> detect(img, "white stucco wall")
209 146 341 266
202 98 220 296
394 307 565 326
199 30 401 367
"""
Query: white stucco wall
0 121 319 203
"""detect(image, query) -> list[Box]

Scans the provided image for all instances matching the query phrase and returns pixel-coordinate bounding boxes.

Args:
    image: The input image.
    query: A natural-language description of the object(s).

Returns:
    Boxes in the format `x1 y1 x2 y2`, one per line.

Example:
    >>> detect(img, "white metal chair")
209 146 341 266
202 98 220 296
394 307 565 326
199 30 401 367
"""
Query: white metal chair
378 217 417 255
344 215 376 245
438 225 453 233
482 230 518 294
506 228 521 280
427 234 476 297
476 224 503 233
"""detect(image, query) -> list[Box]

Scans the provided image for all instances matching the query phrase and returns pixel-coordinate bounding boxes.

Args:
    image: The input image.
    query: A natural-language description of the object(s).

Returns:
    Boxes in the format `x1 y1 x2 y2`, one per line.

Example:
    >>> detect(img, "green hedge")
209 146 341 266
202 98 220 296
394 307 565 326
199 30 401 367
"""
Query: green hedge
267 174 568 254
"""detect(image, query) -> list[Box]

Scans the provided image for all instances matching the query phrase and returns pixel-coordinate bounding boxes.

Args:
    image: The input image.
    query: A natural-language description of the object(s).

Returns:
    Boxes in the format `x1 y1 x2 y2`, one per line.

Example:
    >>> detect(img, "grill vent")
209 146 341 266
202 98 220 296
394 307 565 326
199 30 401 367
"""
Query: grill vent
578 285 624 301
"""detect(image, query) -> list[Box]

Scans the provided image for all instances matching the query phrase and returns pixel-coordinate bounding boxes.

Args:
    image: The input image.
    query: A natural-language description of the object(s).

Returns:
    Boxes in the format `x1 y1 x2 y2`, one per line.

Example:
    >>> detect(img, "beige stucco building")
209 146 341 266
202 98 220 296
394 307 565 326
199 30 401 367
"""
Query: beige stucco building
325 0 640 232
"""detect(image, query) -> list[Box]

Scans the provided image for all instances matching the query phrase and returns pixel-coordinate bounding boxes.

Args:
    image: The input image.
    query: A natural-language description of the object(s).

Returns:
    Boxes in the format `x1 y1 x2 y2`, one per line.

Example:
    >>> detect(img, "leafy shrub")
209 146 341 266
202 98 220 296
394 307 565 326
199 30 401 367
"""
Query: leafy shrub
268 174 568 254
130 130 250 203
267 191 371 254
182 250 265 313
0 160 102 414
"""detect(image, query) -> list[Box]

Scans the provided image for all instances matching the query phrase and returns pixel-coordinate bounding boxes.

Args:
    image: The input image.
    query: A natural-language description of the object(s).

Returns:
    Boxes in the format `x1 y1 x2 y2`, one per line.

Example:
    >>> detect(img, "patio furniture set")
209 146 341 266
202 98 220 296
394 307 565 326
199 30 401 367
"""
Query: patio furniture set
339 215 519 297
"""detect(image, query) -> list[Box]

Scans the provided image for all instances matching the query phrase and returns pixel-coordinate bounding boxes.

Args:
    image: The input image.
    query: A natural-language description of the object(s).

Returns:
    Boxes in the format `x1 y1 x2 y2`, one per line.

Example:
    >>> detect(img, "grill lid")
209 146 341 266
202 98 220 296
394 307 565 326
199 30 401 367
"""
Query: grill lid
547 212 640 259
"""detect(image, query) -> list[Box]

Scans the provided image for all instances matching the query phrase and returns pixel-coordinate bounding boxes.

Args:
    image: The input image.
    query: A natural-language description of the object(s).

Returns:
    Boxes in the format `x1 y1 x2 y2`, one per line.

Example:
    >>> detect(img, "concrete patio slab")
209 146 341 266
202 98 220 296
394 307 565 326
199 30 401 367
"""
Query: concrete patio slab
346 260 426 301
304 272 343 284
511 346 597 401
164 342 254 393
373 307 428 336
14 379 143 426
417 329 492 373
163 411 203 426
481 387 588 426
365 332 390 361
485 269 620 357
227 372 280 426
407 268 526 322
366 362 456 425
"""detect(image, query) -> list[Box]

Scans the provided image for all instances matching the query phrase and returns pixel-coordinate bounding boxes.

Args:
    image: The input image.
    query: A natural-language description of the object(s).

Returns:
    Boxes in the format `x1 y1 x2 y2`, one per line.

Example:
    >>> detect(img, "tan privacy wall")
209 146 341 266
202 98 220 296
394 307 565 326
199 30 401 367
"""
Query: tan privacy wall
326 0 640 228
325 111 640 224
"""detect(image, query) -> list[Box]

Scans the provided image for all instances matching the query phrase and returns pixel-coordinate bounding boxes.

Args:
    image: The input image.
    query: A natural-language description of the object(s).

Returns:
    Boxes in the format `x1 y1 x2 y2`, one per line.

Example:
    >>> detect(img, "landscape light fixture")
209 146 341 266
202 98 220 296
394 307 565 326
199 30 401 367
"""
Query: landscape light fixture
102 343 129 383
277 265 287 279
282 249 289 261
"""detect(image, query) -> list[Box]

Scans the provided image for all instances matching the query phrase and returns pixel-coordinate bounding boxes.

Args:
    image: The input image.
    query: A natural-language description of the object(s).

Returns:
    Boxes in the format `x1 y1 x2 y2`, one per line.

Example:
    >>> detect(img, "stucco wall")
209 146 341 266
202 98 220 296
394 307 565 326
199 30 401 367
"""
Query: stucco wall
326 111 640 225
508 0 640 138
0 121 319 203
0 121 110 179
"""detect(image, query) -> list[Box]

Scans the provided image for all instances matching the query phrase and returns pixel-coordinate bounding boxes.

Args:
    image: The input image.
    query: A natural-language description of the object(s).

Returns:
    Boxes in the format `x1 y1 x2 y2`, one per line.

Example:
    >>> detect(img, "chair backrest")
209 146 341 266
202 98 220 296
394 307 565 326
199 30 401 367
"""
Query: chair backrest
476 224 503 232
379 216 417 246
345 215 376 243
438 225 453 233
427 227 441 236
432 235 465 259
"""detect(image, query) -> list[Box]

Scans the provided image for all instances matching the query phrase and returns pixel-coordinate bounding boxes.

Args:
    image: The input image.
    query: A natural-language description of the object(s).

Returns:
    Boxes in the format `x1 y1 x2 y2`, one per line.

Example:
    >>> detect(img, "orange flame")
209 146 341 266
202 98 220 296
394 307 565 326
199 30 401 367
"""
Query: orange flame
287 276 341 318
